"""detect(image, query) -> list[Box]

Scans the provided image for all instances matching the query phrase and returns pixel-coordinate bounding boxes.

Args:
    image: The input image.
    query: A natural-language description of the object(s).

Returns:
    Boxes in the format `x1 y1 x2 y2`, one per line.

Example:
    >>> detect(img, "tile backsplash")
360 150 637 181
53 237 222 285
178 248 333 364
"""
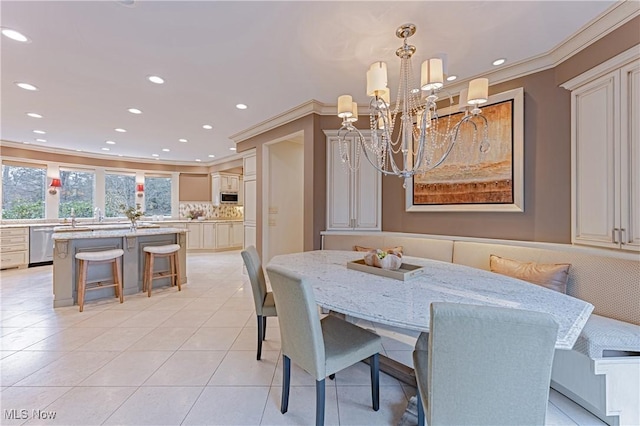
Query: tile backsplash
179 203 243 220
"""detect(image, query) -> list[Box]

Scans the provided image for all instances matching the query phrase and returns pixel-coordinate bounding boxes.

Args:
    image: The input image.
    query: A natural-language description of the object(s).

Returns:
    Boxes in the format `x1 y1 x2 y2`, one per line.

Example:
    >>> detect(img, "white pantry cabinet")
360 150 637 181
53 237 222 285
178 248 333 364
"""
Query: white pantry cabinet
563 49 639 252
325 130 381 231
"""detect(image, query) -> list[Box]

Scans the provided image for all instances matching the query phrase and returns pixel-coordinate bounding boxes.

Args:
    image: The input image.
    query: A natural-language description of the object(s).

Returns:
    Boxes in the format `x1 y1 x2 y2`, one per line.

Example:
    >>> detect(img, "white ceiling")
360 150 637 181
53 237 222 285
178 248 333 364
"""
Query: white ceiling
0 0 620 164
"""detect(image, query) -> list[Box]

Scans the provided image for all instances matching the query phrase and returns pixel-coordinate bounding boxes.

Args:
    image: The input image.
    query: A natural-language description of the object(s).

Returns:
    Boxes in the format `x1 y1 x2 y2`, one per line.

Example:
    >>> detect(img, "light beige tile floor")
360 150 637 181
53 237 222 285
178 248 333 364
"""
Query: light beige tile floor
0 251 606 425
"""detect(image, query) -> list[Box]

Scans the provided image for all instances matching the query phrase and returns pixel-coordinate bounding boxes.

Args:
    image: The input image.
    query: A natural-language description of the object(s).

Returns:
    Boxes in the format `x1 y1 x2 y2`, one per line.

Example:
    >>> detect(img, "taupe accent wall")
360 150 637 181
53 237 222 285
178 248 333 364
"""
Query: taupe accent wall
237 20 638 248
179 174 211 201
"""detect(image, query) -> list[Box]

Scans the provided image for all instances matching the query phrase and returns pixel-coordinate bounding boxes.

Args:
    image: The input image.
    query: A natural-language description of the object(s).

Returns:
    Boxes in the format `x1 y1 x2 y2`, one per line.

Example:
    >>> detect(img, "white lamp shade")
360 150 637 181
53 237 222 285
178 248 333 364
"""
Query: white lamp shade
337 95 353 118
421 58 444 91
467 78 489 105
458 88 469 111
366 61 388 96
347 102 359 122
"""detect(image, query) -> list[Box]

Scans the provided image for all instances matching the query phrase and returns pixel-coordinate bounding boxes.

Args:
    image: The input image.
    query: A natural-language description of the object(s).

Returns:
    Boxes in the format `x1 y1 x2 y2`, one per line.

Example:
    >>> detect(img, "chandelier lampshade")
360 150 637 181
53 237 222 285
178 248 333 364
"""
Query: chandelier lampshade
336 23 491 183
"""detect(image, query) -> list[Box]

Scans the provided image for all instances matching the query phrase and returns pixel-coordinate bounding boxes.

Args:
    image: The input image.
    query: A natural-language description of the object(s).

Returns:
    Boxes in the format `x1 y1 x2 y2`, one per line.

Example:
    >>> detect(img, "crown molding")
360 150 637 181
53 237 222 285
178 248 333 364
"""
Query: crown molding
230 1 639 142
0 139 237 168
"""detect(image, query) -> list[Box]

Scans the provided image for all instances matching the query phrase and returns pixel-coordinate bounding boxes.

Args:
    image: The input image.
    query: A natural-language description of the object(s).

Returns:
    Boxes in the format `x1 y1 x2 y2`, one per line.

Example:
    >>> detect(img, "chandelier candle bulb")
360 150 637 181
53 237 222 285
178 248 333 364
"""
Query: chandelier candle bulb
337 95 354 118
421 58 444 91
467 78 489 104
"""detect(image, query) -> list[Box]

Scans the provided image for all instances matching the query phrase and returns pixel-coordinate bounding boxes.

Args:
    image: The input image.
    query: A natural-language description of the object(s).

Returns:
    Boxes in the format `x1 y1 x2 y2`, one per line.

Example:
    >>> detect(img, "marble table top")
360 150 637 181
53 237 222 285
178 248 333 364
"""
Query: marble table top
52 226 187 240
268 250 594 350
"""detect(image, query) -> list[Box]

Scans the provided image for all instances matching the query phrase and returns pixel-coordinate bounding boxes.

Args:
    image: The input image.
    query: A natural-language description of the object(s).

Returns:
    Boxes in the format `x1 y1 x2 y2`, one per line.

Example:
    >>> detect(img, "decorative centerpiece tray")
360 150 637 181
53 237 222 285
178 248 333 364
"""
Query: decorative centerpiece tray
347 259 425 281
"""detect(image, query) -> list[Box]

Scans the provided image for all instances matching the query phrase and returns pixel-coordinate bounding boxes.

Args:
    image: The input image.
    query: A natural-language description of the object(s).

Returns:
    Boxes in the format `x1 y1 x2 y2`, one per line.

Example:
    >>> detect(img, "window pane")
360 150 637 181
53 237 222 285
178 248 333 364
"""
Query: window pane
1 164 46 219
145 176 171 216
105 174 135 217
59 170 95 218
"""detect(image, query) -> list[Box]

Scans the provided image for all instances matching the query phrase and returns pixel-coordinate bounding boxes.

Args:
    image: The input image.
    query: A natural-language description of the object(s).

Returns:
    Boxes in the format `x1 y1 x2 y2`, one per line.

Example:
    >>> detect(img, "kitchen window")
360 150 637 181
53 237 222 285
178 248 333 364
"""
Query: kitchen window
1 162 46 219
59 169 95 218
105 172 135 217
144 175 171 216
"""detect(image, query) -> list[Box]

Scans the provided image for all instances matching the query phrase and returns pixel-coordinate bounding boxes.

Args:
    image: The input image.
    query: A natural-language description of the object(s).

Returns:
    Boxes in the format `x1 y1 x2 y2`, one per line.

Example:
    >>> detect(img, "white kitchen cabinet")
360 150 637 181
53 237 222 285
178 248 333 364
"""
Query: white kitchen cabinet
186 223 202 250
238 176 244 206
243 149 257 250
185 222 217 250
0 227 29 270
211 173 240 206
216 222 243 249
325 130 381 231
232 222 244 247
563 51 639 251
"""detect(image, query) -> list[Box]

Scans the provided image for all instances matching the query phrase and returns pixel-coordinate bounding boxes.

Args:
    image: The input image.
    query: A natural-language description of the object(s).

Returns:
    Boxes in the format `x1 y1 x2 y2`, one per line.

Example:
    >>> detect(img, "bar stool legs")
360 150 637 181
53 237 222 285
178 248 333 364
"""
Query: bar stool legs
142 244 181 297
75 248 125 312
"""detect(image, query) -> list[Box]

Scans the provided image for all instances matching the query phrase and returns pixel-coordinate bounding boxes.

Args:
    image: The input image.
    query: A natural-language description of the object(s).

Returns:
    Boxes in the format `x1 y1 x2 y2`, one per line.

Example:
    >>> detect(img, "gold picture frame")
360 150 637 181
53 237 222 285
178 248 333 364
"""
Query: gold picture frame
405 87 524 212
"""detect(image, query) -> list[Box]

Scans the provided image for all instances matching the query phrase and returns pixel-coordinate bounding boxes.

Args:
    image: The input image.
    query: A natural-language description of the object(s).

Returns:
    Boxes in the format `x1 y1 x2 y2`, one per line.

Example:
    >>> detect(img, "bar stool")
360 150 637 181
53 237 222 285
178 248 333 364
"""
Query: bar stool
142 244 181 297
75 248 124 312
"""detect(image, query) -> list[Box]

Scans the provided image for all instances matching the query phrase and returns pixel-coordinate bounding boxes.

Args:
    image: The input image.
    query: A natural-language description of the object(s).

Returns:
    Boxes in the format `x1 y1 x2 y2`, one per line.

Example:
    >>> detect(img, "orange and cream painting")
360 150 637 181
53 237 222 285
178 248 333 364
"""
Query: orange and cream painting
413 100 514 205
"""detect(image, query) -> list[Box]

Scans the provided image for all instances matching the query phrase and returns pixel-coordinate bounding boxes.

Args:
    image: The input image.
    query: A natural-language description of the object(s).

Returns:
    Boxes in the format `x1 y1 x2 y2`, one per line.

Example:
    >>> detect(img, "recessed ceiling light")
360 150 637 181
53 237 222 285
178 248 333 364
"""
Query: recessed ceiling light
23 141 30 145
202 124 213 130
410 88 420 94
33 130 46 134
229 147 236 151
236 104 248 110
102 147 110 151
208 154 215 158
147 75 164 84
114 128 127 133
152 154 159 157
446 75 457 82
128 108 142 114
179 138 188 143
1 28 30 43
118 154 124 157
106 140 116 145
195 159 201 162
162 148 170 152
15 82 38 91
36 138 47 143
492 58 506 66
26 112 43 118
76 149 82 152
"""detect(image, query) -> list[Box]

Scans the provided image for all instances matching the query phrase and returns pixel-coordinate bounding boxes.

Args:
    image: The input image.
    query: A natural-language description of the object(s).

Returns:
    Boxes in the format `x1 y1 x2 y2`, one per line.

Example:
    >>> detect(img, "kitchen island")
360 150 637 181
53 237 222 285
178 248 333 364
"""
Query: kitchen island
52 226 187 308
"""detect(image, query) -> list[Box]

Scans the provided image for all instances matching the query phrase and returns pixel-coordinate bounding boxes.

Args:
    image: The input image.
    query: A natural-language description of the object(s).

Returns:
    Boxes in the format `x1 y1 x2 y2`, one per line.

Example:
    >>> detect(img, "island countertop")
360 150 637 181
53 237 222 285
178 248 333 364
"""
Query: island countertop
52 226 187 240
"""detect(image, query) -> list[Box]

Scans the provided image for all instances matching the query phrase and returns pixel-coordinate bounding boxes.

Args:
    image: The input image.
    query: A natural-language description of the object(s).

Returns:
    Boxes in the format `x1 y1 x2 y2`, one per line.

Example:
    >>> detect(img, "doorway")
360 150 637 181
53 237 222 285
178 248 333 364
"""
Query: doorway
262 132 304 263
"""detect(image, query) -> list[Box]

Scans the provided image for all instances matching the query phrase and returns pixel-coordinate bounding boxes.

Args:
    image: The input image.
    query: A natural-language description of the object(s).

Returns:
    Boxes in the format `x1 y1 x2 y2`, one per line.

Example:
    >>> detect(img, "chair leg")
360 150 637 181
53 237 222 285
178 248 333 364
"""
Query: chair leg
370 353 379 411
256 315 264 360
147 254 155 297
329 374 335 380
416 390 425 426
281 355 290 414
77 259 87 312
174 251 182 291
113 257 123 304
262 316 267 340
315 379 325 426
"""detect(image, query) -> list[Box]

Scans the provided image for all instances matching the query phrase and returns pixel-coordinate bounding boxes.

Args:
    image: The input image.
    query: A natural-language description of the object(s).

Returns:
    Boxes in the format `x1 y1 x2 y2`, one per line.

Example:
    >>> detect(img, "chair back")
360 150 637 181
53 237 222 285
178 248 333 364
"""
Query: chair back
266 264 326 380
241 246 269 315
426 302 558 426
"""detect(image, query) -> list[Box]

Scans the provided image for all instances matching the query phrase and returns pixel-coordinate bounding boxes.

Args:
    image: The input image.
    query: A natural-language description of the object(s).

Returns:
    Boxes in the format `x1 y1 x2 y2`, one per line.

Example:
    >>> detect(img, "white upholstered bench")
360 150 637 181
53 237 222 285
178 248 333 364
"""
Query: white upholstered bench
322 231 640 426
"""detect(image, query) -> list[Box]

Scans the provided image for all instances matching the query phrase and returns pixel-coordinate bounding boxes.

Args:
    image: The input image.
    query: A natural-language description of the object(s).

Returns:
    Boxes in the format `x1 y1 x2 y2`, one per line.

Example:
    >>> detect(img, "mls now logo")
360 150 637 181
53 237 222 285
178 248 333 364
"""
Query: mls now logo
4 409 57 420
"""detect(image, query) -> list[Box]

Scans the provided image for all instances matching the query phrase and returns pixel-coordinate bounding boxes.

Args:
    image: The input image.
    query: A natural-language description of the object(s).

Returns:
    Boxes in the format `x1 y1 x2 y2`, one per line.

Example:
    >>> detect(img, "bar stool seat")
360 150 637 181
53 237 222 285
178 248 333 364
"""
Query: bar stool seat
75 248 124 312
142 244 181 297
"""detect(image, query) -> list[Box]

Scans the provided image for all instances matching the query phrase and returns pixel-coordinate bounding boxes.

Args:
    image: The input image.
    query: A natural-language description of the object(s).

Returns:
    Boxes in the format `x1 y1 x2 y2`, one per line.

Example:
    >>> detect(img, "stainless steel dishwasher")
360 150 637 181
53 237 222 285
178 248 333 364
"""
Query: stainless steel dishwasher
29 226 55 266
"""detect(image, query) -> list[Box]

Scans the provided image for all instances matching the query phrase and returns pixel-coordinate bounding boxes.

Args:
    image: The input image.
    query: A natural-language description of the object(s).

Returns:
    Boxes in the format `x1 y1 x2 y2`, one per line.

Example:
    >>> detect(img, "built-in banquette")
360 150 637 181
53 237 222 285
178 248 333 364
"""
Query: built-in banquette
322 231 640 426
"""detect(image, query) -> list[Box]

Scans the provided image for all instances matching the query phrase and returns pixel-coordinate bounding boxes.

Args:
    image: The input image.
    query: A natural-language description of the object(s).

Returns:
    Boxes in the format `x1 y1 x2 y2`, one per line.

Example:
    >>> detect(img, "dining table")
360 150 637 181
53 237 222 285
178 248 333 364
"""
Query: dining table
268 250 594 385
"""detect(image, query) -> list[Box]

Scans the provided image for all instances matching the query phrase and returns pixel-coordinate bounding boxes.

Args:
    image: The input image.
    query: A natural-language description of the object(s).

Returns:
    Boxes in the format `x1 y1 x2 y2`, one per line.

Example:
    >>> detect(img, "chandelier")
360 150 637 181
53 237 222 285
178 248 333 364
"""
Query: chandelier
336 23 491 184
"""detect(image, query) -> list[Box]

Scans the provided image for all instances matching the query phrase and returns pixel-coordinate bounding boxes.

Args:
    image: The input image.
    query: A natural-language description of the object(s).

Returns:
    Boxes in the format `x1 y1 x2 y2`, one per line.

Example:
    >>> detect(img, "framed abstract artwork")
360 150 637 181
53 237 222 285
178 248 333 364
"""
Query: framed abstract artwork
405 87 524 212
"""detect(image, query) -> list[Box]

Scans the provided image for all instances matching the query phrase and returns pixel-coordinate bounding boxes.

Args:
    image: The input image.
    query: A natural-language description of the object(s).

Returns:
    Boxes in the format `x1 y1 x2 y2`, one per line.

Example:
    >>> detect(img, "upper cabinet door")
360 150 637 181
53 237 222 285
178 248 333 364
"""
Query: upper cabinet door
326 135 353 230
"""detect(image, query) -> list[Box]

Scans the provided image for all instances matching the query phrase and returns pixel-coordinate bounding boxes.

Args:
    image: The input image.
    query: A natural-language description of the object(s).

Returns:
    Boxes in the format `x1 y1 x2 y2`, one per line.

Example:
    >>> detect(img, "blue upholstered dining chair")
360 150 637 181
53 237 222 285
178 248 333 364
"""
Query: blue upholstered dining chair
241 246 277 360
413 302 559 426
266 264 382 426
